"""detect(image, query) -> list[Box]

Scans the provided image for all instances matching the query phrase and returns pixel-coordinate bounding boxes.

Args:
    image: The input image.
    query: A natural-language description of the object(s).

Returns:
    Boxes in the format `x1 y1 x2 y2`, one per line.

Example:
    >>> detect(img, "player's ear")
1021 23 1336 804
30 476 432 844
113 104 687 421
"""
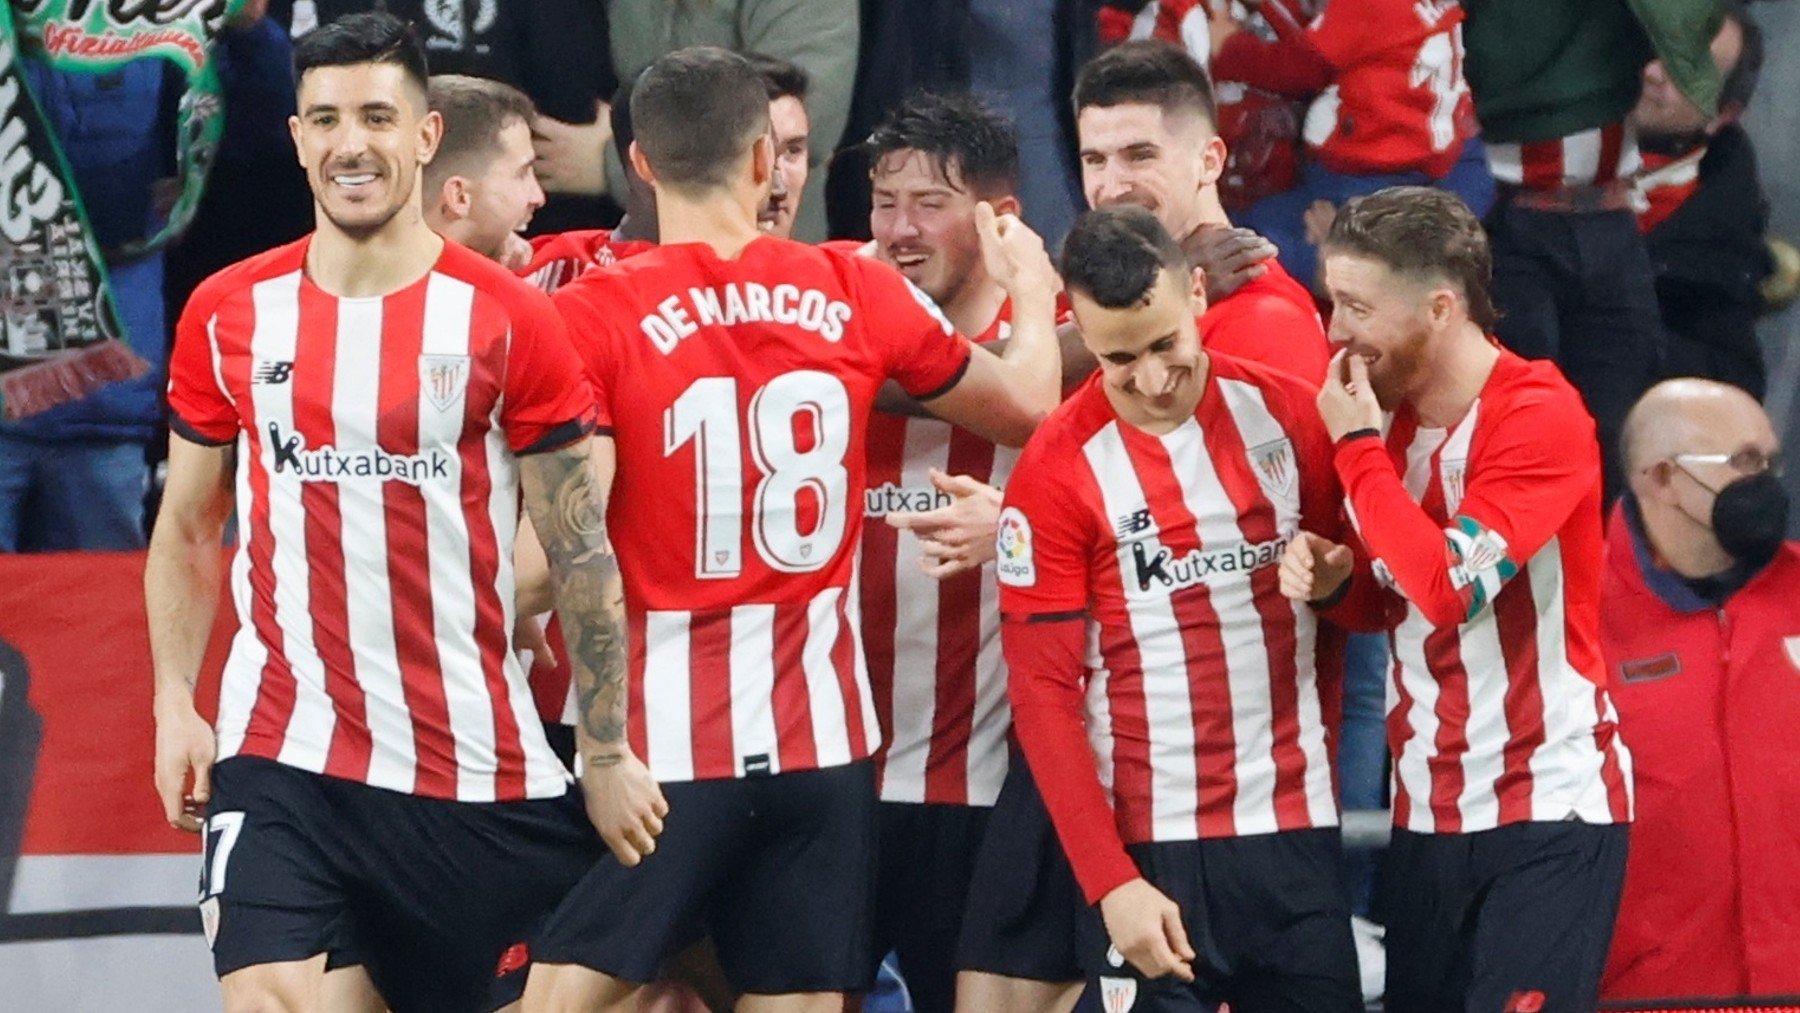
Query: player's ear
750 132 775 187
288 115 304 168
1188 265 1209 313
417 109 444 166
629 140 658 189
1198 134 1227 188
443 176 472 220
989 194 1022 218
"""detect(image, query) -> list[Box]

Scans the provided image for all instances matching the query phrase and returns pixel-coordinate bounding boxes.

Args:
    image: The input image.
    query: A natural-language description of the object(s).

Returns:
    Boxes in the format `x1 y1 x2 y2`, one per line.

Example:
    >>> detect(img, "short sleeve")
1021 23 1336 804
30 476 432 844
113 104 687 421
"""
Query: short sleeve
550 278 623 434
997 436 1095 620
853 259 973 400
502 287 599 455
166 286 238 446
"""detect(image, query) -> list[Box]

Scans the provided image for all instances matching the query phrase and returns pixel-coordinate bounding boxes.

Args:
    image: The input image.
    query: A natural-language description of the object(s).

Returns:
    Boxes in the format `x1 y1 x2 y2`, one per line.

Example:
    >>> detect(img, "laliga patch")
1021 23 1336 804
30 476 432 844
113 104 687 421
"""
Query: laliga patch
995 507 1036 586
1099 976 1139 1012
199 896 221 949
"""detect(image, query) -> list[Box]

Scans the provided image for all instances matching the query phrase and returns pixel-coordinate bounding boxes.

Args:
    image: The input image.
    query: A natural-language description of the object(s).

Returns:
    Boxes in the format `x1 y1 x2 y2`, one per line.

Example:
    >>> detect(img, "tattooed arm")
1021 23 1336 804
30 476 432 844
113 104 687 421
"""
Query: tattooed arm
519 434 668 866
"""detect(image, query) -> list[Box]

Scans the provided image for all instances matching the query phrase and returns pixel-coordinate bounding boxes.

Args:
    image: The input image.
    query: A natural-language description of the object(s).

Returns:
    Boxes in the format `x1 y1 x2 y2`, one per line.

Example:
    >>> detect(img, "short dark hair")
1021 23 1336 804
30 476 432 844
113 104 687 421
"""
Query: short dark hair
611 74 637 167
1060 206 1189 309
292 12 428 99
1720 2 1764 114
631 47 771 194
868 92 1020 198
745 52 809 103
1073 40 1217 131
426 75 536 190
1324 186 1498 331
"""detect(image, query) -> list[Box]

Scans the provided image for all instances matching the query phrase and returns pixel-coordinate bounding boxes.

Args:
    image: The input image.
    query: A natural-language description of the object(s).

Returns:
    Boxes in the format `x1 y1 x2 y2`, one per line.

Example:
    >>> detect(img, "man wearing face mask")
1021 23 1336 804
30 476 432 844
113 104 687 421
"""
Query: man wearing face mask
1600 378 1800 1004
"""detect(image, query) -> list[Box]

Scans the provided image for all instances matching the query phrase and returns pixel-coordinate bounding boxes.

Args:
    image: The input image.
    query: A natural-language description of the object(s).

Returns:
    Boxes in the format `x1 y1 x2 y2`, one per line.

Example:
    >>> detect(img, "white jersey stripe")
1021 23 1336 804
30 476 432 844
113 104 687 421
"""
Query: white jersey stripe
803 588 854 769
418 275 497 802
1166 421 1279 834
1561 127 1603 186
883 423 952 801
1085 424 1202 841
251 272 335 772
644 611 696 782
333 298 415 791
967 548 1011 807
216 428 263 760
728 604 780 776
848 558 882 758
1392 619 1441 834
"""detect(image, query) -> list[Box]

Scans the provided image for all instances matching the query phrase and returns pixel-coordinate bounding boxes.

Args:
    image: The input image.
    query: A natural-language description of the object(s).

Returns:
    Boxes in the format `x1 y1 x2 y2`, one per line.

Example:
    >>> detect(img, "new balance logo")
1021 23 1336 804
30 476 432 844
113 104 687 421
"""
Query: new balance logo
1114 508 1154 538
253 360 294 384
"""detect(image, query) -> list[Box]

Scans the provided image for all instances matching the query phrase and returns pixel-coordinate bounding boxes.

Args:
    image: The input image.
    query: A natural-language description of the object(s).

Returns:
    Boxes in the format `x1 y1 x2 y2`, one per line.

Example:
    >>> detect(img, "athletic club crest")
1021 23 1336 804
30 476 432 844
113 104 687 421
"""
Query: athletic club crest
1441 459 1468 513
1248 438 1297 499
1099 975 1139 1012
419 354 470 413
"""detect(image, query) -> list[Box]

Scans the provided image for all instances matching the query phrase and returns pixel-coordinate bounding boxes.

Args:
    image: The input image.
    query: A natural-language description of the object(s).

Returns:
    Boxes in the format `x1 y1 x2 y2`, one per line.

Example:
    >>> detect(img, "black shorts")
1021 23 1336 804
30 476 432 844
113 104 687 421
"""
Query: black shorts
872 801 992 1012
1074 829 1360 1013
201 756 600 1013
956 756 1083 983
1380 820 1629 1013
534 760 878 994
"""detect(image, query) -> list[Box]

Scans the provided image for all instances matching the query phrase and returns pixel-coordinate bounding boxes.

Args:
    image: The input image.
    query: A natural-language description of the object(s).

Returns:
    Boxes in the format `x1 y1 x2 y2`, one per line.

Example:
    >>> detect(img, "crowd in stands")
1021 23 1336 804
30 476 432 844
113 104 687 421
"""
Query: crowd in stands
5 1 1797 1010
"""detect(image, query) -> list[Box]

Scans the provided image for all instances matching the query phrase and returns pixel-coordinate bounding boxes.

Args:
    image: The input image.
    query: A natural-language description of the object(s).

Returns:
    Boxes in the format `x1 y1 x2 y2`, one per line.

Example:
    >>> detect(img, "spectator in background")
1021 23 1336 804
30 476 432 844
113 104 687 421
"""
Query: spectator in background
1 3 269 550
1210 0 1496 293
1601 379 1798 1003
273 0 618 232
605 0 857 242
1631 4 1771 399
1462 0 1724 501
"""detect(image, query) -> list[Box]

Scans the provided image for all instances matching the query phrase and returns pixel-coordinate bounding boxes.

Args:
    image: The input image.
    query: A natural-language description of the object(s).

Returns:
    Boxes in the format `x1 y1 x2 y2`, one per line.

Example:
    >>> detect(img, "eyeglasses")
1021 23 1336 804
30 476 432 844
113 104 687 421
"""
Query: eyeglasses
1670 449 1783 477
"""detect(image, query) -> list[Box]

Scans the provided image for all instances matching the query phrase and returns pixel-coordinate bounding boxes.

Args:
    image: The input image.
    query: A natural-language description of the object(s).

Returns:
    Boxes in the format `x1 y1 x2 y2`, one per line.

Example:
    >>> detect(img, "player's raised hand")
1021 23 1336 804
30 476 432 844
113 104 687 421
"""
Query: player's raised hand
1318 348 1383 441
1099 878 1197 982
1280 531 1355 603
884 469 1004 579
975 201 1059 299
153 699 216 833
580 749 670 868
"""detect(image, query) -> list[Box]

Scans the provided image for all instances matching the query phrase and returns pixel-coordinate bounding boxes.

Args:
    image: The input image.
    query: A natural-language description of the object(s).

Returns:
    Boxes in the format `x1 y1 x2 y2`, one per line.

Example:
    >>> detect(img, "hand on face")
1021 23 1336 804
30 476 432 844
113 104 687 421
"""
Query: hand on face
1318 348 1383 441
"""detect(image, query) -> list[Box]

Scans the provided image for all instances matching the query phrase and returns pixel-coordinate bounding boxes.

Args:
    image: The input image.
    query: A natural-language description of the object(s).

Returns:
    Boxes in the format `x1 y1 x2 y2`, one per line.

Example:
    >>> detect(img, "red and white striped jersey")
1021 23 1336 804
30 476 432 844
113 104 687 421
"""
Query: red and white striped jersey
519 228 657 294
1001 356 1342 855
553 237 975 783
166 237 598 802
1486 121 1642 190
862 305 1017 807
1334 350 1634 833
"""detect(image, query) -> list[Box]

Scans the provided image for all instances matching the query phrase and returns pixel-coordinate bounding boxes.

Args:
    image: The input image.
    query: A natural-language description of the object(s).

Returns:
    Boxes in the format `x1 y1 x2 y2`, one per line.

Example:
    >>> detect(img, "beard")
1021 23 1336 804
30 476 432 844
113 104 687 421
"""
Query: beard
1367 322 1430 410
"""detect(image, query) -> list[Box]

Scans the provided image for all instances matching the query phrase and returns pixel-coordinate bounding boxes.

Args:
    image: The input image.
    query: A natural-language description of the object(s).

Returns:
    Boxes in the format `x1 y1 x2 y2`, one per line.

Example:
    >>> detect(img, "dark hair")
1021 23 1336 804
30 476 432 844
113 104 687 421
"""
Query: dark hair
1073 40 1217 131
1324 186 1498 331
611 73 637 167
744 52 809 103
292 12 428 99
868 92 1020 197
426 75 536 189
630 47 771 193
1060 206 1189 309
1720 2 1764 114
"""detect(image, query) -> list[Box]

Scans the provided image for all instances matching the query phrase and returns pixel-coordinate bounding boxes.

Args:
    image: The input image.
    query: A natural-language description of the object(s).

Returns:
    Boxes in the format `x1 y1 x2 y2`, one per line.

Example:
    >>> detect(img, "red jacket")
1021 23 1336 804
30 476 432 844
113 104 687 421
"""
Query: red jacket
1600 501 1800 1002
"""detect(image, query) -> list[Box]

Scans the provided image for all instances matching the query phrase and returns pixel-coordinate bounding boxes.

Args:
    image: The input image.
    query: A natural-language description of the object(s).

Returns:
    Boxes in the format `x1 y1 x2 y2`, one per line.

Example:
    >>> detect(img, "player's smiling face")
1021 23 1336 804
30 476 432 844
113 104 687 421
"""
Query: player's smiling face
1078 103 1220 243
870 150 990 307
291 62 440 239
1323 252 1436 410
1074 268 1206 429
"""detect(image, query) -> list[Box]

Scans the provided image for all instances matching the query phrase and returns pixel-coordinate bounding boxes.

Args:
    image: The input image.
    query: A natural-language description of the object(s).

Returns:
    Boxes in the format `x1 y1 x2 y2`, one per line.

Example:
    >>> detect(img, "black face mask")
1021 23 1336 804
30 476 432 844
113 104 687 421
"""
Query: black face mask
1706 471 1790 565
